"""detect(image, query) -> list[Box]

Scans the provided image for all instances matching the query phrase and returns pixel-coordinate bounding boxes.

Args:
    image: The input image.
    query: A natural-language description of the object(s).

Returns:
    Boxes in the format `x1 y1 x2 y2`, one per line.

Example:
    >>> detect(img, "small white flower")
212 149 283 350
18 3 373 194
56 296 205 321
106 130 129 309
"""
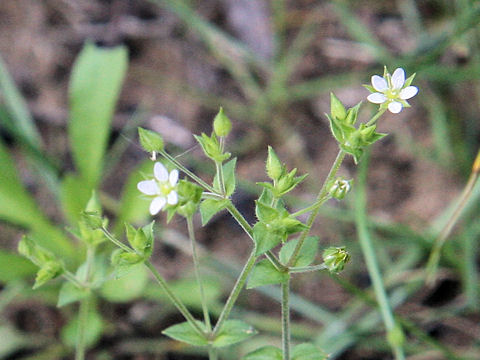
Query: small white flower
137 162 179 215
367 67 418 114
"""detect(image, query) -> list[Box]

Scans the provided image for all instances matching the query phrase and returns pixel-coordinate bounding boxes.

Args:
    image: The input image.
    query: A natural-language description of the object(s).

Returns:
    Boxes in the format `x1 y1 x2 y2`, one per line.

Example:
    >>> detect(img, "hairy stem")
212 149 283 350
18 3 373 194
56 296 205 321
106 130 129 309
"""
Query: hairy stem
75 293 90 360
281 277 291 360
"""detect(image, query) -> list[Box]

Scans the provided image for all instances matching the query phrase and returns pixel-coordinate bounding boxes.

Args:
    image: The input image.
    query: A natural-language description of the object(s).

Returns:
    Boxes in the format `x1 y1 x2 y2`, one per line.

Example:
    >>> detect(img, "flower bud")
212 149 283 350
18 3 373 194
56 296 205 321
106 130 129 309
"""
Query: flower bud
213 107 232 137
138 127 164 153
330 93 347 121
329 177 352 200
34 261 63 289
266 146 283 181
323 246 350 273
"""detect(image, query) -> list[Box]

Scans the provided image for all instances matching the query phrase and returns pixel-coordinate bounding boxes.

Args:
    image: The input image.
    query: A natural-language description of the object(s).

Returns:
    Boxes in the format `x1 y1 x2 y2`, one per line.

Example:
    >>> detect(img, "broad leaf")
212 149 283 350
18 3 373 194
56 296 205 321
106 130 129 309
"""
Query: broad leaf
292 343 328 360
100 263 148 303
253 222 284 256
68 42 127 187
244 346 282 360
247 259 289 289
279 236 318 267
213 158 237 196
61 300 104 348
200 198 229 225
58 282 90 307
0 250 36 282
162 321 208 346
213 319 257 348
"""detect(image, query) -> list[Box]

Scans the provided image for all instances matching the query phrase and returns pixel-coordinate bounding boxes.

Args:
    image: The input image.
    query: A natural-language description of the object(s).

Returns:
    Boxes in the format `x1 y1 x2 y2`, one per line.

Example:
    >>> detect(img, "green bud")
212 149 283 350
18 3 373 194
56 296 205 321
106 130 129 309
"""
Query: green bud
34 261 63 289
85 191 101 213
138 127 164 153
330 93 347 121
323 246 350 273
111 249 144 267
18 236 55 266
81 211 104 230
329 177 353 200
266 146 283 181
125 223 154 258
194 132 230 162
213 107 232 137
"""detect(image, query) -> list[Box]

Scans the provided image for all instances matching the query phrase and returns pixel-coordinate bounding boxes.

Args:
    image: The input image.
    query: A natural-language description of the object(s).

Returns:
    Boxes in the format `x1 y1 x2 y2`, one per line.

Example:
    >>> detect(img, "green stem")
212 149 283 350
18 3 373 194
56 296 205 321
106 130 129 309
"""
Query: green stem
102 227 131 252
281 277 291 360
187 216 212 331
75 293 90 360
208 347 218 360
225 201 286 271
355 150 405 360
289 263 327 274
287 150 346 267
425 149 480 284
145 261 206 337
216 160 226 195
366 108 386 126
213 250 257 336
159 149 216 193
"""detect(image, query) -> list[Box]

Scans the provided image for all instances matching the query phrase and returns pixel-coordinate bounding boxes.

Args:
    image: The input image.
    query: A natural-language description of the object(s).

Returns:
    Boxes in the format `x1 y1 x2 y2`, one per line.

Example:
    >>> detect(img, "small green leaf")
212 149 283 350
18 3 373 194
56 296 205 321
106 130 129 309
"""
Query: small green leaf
330 93 347 121
162 321 208 347
266 146 283 181
138 127 164 152
0 250 36 282
199 198 229 225
101 263 148 302
213 320 257 348
58 282 90 307
279 236 318 267
214 158 237 196
253 222 284 256
247 259 289 289
255 201 279 223
61 301 104 348
292 343 328 360
244 346 282 360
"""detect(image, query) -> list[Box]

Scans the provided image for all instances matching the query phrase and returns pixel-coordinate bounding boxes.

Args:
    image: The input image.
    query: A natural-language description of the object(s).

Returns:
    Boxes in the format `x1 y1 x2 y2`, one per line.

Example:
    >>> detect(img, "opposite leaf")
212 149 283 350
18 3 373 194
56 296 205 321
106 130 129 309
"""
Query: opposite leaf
247 259 289 289
213 158 237 196
200 198 229 225
58 282 90 307
162 321 208 347
292 343 328 360
213 319 257 348
279 236 319 267
244 346 282 360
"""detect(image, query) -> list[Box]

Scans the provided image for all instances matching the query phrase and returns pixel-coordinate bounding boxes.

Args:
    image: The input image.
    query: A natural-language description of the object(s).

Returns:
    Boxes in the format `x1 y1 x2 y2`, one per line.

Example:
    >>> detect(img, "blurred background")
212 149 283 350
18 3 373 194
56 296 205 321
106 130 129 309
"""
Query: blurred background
0 0 479 359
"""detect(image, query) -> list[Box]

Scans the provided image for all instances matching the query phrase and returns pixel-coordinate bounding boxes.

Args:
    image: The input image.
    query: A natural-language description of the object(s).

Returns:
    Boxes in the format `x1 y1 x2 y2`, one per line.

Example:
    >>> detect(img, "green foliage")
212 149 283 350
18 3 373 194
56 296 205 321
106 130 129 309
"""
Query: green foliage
279 236 319 267
213 107 232 137
200 198 229 225
213 319 257 348
322 246 350 273
125 222 155 259
244 346 282 360
0 250 36 282
58 282 90 307
61 303 104 348
138 127 164 153
213 157 237 196
162 321 208 346
169 180 204 219
291 343 328 360
100 264 149 303
195 132 231 162
247 259 289 289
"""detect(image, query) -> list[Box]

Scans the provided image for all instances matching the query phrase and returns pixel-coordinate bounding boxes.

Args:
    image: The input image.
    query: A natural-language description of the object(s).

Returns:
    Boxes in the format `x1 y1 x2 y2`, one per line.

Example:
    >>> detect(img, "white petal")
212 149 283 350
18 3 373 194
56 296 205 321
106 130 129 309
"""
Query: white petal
137 180 159 195
367 93 387 104
391 68 405 89
371 75 388 92
388 101 403 113
400 86 418 100
154 162 169 182
167 191 178 205
150 196 166 215
169 169 179 186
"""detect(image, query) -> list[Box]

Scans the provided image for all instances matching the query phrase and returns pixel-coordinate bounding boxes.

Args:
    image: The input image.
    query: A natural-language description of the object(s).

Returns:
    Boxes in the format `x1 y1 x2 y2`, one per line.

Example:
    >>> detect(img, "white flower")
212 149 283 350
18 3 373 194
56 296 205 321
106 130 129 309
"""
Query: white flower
137 162 179 215
367 67 418 114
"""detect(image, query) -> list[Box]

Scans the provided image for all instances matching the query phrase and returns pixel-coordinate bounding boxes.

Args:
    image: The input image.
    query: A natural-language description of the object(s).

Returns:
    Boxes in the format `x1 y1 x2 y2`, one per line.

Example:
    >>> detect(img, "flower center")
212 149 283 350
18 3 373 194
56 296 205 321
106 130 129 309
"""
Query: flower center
159 182 173 196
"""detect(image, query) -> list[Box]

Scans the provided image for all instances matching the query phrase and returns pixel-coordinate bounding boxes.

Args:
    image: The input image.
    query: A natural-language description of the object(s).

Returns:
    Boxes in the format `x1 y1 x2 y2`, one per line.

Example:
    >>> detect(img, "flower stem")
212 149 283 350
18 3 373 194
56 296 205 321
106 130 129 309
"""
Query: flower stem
213 250 257 336
208 347 218 360
215 160 226 195
287 150 345 267
355 150 405 360
281 277 291 360
145 261 206 337
75 293 90 360
187 216 212 331
289 263 327 274
366 108 386 126
425 149 480 284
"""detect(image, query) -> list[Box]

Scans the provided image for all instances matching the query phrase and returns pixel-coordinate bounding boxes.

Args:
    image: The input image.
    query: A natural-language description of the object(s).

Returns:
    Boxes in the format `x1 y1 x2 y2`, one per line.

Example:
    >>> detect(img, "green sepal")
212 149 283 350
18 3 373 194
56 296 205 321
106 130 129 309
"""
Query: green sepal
34 260 63 289
330 93 347 121
244 346 282 360
255 201 279 223
213 107 232 137
111 249 144 278
194 132 230 162
363 84 376 93
253 222 284 256
81 211 104 230
279 236 318 267
212 320 257 348
292 343 328 360
162 321 208 347
199 198 229 225
213 158 237 196
247 259 289 289
125 222 154 258
404 73 416 87
345 101 362 125
266 146 283 181
138 127 164 152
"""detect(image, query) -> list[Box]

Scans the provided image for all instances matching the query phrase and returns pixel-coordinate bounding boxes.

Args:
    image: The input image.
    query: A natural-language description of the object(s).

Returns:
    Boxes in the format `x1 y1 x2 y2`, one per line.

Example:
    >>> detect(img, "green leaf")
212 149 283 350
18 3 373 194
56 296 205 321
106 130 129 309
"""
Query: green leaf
0 250 36 282
330 92 347 121
58 282 90 307
247 259 289 289
61 301 104 348
200 198 229 225
253 222 284 256
68 42 128 187
244 346 282 360
255 201 279 223
292 343 328 360
214 158 237 196
101 263 148 303
213 320 257 348
138 127 164 152
279 236 319 267
162 321 208 346
60 173 94 225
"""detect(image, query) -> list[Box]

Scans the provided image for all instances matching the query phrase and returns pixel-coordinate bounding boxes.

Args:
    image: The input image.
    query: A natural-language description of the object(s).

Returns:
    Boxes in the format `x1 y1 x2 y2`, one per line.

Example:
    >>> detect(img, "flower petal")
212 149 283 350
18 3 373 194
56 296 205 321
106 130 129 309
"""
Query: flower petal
388 101 403 113
137 180 159 195
367 93 387 104
169 169 179 186
167 191 178 205
150 196 166 215
154 162 169 182
400 86 418 100
391 68 405 89
371 75 388 92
